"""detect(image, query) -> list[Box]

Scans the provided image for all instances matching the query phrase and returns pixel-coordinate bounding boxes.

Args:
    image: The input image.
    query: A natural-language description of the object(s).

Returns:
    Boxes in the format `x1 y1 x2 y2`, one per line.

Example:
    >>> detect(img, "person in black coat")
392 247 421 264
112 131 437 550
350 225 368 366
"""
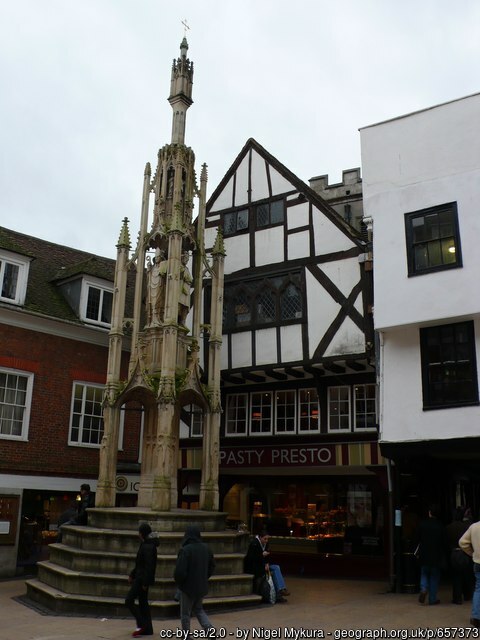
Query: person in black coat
244 531 289 602
446 507 474 604
125 523 159 637
417 505 448 606
174 525 215 632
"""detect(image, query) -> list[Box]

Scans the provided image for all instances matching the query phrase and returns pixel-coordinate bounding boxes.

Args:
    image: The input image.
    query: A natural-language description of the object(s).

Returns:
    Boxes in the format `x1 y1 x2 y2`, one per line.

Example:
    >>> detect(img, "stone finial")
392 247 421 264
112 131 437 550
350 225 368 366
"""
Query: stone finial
117 217 131 249
212 227 226 256
200 163 208 183
144 162 151 176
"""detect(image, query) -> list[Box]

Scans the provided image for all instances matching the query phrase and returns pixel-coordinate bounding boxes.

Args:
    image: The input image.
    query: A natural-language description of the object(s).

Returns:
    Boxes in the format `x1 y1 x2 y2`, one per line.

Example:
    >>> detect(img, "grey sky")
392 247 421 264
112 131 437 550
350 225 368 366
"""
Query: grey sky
1 0 479 258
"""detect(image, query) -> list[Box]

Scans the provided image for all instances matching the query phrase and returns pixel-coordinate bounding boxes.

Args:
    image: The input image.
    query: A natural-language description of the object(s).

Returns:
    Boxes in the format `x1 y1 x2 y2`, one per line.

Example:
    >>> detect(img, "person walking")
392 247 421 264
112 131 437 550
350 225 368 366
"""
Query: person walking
244 530 290 603
459 515 480 628
417 505 448 606
446 506 474 605
174 525 215 633
125 523 159 637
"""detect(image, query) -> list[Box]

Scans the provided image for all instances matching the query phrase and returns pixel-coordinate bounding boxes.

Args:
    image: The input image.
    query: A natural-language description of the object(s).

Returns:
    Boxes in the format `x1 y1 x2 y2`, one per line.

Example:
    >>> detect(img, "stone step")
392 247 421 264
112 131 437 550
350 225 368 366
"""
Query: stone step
25 578 262 618
37 560 255 599
87 508 228 532
49 544 245 575
61 526 248 555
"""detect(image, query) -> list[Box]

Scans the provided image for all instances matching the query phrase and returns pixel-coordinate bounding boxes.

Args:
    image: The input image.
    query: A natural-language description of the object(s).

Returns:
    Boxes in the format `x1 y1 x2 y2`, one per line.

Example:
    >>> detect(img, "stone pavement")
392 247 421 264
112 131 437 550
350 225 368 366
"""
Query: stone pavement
1 576 477 640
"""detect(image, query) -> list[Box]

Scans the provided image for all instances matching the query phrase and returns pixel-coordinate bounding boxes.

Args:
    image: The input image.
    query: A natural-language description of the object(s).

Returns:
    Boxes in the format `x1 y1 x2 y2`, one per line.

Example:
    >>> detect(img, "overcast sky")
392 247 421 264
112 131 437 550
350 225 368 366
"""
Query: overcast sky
1 0 479 258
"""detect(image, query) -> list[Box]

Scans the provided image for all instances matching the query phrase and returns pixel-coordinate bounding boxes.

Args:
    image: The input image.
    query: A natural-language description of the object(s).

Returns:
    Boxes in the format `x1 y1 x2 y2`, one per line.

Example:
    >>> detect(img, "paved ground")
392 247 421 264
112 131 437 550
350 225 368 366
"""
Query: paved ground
2 576 478 640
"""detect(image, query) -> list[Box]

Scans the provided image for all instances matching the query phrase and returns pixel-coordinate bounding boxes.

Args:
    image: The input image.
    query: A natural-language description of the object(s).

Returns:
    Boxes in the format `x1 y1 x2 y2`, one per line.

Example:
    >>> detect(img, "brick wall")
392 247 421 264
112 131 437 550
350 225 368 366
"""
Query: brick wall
1 324 141 478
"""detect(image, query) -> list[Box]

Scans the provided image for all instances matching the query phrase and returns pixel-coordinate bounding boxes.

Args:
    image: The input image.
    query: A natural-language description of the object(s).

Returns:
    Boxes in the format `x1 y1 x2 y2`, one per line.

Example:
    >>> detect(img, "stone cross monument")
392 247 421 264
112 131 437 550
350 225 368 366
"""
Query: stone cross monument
95 38 225 512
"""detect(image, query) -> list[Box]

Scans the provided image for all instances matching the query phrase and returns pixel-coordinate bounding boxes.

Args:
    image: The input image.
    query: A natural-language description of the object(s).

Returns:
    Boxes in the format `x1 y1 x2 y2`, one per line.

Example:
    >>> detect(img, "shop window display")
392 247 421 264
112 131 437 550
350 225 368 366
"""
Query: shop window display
243 479 383 557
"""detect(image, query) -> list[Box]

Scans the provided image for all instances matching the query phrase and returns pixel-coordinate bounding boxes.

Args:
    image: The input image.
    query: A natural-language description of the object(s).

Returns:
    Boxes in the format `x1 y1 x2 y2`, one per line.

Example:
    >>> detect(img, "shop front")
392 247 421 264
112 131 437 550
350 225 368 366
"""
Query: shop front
180 440 389 579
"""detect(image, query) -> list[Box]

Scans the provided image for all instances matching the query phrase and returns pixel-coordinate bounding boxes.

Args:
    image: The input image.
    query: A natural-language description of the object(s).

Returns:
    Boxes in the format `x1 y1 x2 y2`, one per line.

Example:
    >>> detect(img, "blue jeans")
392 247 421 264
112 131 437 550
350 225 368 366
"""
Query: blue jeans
269 564 286 593
179 590 213 632
472 564 480 620
420 565 441 605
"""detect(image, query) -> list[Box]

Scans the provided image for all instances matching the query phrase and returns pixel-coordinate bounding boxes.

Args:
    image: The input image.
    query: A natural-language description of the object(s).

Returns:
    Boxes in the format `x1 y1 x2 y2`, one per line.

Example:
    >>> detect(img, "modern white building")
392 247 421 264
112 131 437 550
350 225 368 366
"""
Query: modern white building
360 92 480 516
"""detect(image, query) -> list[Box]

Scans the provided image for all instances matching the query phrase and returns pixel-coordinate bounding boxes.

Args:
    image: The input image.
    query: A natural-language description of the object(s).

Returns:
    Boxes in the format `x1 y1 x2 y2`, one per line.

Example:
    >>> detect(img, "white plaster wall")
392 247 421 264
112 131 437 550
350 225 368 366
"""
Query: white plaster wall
306 269 338 359
234 156 250 207
209 175 234 212
380 322 480 443
231 332 252 368
255 327 278 365
220 337 229 370
361 93 480 330
312 206 355 254
288 231 310 261
287 202 309 229
255 227 284 266
270 166 295 196
324 315 365 357
250 150 270 201
280 324 303 363
319 257 360 299
223 234 250 274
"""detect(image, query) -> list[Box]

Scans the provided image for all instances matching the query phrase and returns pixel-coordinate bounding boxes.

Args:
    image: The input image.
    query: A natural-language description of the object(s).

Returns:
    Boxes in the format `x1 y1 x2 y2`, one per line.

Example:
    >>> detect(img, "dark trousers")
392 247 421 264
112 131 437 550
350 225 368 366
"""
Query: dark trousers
179 590 212 632
451 549 474 603
125 579 153 634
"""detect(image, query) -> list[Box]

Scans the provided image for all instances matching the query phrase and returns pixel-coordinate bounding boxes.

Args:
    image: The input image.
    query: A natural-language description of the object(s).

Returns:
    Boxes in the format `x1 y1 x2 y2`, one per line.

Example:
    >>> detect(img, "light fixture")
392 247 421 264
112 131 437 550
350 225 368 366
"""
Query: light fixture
448 246 456 254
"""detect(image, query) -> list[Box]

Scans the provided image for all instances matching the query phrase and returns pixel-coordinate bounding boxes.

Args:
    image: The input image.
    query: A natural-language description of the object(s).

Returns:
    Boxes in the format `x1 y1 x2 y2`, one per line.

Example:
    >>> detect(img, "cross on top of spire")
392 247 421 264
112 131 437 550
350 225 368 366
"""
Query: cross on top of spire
181 18 190 36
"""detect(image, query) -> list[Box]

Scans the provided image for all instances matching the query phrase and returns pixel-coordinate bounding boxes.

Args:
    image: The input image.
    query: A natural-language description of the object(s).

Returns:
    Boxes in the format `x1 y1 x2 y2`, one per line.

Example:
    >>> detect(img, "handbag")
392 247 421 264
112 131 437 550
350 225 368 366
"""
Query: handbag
255 570 277 604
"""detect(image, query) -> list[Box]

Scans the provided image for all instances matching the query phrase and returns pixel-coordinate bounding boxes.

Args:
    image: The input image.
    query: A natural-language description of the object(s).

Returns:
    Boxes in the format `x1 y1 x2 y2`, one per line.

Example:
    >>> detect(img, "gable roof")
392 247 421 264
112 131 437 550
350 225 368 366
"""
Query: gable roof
207 137 365 247
0 226 132 323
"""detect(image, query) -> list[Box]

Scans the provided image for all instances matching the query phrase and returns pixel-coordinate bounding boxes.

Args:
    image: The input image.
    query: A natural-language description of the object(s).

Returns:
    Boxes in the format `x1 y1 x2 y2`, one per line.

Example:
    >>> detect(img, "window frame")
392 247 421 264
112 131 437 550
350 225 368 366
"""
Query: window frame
404 202 462 277
223 272 303 333
225 393 249 437
223 208 249 237
68 382 126 448
274 389 297 434
353 383 377 431
420 321 479 410
80 277 114 327
298 387 321 433
255 198 285 229
250 391 273 436
0 367 34 441
0 250 30 306
327 385 351 432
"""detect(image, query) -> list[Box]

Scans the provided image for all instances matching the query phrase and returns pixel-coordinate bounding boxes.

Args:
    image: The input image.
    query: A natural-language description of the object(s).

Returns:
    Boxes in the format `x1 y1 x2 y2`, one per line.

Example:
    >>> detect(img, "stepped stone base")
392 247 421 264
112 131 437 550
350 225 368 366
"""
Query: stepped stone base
25 508 261 617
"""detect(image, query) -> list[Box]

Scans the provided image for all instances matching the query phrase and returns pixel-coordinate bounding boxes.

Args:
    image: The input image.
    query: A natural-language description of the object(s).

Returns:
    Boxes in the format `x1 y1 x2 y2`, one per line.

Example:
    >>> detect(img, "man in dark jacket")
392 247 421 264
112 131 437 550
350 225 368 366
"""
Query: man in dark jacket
125 523 159 637
174 525 215 632
417 505 448 606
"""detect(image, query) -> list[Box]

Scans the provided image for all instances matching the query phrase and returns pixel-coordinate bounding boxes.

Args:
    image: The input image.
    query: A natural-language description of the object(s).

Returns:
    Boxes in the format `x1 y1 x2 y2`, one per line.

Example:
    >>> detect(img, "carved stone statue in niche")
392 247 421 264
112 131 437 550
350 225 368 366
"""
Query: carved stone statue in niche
178 251 192 326
146 250 167 326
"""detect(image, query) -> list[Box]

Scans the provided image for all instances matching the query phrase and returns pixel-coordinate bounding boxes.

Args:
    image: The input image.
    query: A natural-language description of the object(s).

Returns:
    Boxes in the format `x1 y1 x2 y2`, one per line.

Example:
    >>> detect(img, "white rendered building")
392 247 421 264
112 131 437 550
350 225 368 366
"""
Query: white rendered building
360 92 480 514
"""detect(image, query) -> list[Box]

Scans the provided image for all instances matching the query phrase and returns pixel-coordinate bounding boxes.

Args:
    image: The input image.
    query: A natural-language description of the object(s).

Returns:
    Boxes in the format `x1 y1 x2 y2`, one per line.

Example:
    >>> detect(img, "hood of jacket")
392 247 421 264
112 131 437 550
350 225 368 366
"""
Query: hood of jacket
182 525 202 546
144 533 160 548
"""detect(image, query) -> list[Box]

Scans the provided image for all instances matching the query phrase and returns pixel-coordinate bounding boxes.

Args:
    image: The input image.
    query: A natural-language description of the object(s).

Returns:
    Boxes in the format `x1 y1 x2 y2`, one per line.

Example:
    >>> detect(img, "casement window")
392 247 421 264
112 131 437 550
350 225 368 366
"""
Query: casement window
354 384 377 430
256 199 284 228
224 272 303 331
275 390 296 434
298 388 320 433
328 386 351 432
183 404 203 437
223 209 249 236
0 251 29 305
405 202 462 276
250 391 273 435
82 280 113 326
0 368 33 440
225 394 248 436
420 321 479 409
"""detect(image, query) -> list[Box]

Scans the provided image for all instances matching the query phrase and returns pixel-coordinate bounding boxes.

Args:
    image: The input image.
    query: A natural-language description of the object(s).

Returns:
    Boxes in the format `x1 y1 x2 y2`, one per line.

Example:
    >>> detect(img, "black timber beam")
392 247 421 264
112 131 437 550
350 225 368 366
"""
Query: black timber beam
285 367 305 378
243 372 267 383
264 369 288 381
323 362 346 374
348 361 367 371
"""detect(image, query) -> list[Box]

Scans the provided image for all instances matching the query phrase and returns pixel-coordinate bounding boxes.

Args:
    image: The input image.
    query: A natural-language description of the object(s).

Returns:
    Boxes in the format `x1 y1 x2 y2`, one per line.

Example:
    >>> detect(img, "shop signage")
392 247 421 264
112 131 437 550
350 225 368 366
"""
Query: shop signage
219 444 335 468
